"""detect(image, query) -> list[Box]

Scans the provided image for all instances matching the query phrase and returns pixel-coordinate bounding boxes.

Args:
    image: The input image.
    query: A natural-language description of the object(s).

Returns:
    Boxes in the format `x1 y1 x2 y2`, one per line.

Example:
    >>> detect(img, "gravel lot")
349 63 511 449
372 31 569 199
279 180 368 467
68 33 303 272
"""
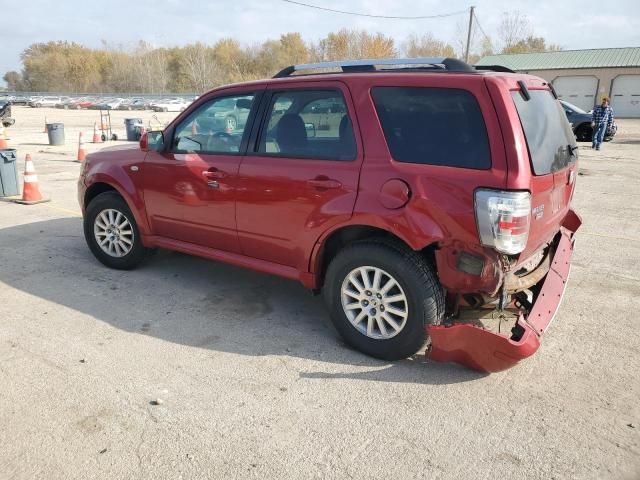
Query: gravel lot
0 106 639 479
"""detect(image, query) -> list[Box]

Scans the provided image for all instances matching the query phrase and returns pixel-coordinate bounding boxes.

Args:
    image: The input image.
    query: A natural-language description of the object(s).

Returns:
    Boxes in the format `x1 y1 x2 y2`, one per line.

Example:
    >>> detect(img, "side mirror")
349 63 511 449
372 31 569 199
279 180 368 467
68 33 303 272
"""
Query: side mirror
236 98 252 110
140 130 164 152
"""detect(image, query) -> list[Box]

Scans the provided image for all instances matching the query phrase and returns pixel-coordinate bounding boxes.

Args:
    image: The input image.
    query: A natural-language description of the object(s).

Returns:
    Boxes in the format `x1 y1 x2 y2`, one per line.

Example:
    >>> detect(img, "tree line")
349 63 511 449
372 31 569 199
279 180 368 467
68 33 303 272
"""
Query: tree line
3 12 560 94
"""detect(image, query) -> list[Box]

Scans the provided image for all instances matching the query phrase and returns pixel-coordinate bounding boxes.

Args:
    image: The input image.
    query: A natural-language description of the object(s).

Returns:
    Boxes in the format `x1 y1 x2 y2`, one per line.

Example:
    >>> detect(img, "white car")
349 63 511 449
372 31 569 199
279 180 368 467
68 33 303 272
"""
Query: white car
104 98 126 109
151 99 189 112
29 96 62 108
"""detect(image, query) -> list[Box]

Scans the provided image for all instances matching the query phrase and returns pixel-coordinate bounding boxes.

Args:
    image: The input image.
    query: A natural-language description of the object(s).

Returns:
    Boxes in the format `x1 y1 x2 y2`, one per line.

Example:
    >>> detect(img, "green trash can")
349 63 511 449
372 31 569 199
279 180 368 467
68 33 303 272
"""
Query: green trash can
0 148 20 197
47 122 65 146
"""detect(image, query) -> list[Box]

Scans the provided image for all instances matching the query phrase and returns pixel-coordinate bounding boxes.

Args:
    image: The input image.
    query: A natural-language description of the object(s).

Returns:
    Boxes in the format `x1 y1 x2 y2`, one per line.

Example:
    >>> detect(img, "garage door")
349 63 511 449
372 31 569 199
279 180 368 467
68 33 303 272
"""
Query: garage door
552 76 598 112
611 75 640 118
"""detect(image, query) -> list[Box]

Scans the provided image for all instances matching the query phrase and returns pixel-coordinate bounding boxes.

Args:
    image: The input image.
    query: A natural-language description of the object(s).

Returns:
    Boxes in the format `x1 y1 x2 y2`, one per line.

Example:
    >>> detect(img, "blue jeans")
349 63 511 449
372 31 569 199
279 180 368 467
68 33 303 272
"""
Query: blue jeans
592 123 607 148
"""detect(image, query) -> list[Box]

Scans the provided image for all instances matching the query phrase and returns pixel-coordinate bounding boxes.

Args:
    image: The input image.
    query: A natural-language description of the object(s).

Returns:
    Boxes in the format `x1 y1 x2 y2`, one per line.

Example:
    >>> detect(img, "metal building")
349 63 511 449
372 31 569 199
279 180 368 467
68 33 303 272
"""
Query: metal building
477 47 640 117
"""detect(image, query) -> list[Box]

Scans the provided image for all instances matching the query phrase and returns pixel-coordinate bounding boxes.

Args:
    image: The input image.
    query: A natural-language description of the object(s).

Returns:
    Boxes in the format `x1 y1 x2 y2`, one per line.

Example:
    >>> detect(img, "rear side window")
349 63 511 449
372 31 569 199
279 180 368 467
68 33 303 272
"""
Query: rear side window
371 87 490 169
512 90 576 175
258 90 356 161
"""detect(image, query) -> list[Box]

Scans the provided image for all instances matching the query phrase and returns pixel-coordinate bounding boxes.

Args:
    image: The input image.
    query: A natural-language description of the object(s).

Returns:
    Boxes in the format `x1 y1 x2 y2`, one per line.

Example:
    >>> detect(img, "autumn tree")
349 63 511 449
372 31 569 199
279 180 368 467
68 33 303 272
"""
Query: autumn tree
181 43 219 92
402 33 455 58
498 12 561 54
499 12 532 51
3 25 562 94
3 71 22 90
502 36 562 54
311 30 395 61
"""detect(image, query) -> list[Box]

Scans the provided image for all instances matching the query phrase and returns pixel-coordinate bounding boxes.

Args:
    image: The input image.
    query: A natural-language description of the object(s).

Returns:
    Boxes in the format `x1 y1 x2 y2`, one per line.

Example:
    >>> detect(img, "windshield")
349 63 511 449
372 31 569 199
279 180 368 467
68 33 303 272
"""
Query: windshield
512 90 577 175
561 100 587 114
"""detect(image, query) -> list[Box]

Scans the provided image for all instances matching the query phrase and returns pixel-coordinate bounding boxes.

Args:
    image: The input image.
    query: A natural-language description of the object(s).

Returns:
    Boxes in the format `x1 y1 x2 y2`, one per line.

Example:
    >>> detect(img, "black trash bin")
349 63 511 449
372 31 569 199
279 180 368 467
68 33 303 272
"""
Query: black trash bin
124 118 144 141
0 148 20 197
46 122 65 145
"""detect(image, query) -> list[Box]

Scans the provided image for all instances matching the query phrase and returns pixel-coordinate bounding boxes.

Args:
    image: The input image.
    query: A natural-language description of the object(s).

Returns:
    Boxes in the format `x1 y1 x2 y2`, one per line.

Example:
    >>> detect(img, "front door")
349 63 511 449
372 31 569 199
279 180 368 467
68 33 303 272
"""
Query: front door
142 90 261 253
236 83 363 272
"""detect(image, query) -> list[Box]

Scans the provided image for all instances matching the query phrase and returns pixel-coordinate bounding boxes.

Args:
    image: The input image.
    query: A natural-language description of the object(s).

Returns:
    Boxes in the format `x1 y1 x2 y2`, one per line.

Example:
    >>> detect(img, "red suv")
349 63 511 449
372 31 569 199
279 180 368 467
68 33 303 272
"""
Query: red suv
78 58 581 372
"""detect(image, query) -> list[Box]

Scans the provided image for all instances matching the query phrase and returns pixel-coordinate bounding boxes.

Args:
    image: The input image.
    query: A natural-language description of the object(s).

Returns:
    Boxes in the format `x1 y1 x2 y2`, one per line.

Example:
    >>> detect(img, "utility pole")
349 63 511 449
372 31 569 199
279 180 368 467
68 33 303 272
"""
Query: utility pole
464 6 475 63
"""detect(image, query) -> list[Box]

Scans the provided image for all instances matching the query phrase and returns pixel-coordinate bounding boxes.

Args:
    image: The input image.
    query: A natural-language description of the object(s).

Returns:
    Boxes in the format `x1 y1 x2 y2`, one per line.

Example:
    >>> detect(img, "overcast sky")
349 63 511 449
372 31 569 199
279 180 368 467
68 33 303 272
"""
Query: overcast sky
2 0 639 83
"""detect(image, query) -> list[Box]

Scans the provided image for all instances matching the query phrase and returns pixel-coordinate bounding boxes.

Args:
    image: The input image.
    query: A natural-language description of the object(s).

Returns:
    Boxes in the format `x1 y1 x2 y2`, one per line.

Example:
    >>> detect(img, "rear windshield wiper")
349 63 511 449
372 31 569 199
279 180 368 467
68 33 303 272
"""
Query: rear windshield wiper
568 144 579 157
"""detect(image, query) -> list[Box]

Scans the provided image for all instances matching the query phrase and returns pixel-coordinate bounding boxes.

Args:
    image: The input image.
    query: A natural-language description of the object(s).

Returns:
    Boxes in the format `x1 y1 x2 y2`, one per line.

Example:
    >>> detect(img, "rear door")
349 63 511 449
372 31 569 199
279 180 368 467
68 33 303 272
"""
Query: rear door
510 84 578 255
235 81 362 272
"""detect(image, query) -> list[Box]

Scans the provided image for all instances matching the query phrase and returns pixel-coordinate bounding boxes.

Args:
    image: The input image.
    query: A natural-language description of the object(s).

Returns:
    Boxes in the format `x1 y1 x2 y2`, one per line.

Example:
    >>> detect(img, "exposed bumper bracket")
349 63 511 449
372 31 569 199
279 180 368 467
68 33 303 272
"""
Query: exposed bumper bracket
426 209 582 373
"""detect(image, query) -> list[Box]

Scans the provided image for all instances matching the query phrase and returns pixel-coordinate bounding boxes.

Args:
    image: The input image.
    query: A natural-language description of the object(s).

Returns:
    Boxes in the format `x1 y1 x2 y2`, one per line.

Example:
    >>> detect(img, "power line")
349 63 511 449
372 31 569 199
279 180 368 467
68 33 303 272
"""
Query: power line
281 0 469 20
473 11 494 51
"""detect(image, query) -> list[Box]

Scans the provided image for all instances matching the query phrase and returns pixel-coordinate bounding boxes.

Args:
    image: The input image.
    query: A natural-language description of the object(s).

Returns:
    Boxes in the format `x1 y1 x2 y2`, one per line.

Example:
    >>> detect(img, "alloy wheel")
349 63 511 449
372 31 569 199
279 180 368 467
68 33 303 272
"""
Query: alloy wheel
340 266 409 340
93 208 134 258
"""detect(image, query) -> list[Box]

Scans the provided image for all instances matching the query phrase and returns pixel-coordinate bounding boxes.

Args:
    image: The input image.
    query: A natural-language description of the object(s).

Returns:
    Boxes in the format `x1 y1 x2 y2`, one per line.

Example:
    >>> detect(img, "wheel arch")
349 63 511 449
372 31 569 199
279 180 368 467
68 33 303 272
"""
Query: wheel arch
84 182 118 209
310 224 439 289
83 179 151 236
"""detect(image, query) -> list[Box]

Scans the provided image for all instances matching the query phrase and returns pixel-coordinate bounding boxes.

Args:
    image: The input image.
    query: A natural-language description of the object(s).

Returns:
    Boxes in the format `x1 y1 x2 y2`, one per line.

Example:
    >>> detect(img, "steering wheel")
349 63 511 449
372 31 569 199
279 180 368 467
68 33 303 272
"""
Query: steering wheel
205 131 234 151
212 131 233 139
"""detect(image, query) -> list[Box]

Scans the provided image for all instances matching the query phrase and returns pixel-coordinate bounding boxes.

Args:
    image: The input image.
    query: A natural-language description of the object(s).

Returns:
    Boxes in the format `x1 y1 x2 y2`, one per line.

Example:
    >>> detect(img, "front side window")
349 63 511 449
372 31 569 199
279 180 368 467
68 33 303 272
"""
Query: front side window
173 93 255 154
258 90 356 161
371 87 491 169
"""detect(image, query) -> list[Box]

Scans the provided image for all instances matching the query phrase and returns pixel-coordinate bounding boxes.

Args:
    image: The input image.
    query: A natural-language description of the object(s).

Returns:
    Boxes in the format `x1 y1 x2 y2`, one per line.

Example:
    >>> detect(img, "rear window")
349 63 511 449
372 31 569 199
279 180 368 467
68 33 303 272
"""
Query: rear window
371 87 491 169
512 90 576 175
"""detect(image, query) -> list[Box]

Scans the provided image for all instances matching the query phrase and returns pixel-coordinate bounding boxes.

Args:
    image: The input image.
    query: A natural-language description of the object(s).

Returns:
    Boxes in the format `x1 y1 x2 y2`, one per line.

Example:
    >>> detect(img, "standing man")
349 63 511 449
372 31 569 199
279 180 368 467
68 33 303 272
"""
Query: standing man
591 97 614 151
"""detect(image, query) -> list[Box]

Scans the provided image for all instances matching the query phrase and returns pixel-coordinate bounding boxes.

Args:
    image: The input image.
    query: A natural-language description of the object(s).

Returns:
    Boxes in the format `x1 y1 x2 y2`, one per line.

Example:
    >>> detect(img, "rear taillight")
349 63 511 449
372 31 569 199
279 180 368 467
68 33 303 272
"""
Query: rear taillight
475 190 531 255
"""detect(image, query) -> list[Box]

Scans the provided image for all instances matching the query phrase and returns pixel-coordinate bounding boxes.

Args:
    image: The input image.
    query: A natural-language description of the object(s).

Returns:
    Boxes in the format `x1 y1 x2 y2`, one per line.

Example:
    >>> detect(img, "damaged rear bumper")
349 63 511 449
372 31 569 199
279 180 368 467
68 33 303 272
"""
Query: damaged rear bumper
426 209 582 373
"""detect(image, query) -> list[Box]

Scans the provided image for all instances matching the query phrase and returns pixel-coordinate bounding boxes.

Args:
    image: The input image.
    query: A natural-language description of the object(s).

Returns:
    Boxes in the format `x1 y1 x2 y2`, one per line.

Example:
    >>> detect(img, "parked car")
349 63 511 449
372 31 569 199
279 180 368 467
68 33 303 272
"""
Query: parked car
93 98 126 110
77 97 98 109
203 96 251 131
63 97 91 109
54 97 75 109
560 100 616 142
118 98 147 111
78 57 581 373
151 98 189 112
8 95 30 105
29 96 62 108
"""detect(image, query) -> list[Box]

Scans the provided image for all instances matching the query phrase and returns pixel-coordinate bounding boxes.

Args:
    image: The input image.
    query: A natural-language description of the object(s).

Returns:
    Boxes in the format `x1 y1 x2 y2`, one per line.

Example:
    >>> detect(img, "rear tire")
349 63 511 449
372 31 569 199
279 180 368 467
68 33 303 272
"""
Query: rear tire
323 240 444 360
576 124 592 142
84 191 151 270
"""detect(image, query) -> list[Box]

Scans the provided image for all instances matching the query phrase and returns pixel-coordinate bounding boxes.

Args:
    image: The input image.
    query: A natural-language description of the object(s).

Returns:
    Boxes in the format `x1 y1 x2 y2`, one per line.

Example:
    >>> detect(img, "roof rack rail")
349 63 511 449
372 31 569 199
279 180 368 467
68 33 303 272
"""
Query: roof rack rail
273 57 475 78
474 65 515 73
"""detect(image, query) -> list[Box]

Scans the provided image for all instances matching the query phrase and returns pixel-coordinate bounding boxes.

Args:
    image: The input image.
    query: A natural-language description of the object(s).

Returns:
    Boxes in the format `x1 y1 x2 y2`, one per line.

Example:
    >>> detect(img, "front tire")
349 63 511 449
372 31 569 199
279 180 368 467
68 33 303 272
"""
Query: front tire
84 191 151 270
323 240 444 360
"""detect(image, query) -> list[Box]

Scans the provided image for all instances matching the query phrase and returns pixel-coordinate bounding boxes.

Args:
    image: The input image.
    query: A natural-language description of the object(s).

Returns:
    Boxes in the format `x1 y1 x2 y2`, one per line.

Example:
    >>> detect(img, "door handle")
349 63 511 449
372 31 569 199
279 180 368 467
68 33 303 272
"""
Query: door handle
202 168 226 179
307 178 342 189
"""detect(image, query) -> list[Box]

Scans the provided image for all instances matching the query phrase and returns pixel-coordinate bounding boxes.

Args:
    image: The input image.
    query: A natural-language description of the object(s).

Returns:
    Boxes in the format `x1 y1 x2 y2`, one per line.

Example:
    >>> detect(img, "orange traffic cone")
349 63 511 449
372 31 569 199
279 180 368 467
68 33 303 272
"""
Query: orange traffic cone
0 126 8 149
43 117 48 133
92 123 101 143
76 132 86 162
12 154 50 205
